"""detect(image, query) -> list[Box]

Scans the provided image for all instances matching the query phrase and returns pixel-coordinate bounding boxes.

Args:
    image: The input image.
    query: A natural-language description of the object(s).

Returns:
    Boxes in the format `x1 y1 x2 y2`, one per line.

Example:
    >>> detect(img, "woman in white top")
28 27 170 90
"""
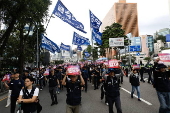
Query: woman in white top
17 76 39 113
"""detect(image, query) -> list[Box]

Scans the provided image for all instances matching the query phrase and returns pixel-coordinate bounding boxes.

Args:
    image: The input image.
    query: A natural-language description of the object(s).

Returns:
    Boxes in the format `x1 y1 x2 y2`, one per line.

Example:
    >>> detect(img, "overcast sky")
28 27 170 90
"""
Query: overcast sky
45 0 170 48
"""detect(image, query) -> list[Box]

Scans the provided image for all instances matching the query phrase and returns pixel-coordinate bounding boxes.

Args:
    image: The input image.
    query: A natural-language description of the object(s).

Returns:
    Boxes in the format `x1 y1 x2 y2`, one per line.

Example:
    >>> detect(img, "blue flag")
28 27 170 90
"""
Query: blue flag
53 0 86 33
72 32 90 45
41 34 60 53
92 29 102 45
84 51 91 58
60 43 70 51
89 10 102 32
77 45 82 51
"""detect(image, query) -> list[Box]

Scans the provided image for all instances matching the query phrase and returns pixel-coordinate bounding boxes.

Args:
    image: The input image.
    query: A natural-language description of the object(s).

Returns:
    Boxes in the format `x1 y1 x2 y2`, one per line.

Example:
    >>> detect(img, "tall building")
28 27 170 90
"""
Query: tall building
101 0 139 37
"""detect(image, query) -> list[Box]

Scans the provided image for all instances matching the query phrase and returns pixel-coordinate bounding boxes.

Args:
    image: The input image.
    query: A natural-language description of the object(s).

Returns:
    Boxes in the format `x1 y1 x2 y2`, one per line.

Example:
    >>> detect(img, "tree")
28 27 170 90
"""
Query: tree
156 35 166 43
97 23 129 60
143 57 151 62
0 0 51 73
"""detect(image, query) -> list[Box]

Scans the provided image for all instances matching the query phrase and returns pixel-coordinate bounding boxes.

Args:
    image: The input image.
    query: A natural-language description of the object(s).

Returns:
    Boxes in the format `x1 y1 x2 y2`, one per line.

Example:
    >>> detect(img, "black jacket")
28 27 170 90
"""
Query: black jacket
129 74 140 86
153 71 170 92
66 81 81 106
105 76 120 98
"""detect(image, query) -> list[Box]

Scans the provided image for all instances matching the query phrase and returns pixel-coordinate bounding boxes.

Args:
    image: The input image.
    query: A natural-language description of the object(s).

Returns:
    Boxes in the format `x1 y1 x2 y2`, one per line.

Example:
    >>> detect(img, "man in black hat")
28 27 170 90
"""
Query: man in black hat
153 63 170 113
105 68 122 113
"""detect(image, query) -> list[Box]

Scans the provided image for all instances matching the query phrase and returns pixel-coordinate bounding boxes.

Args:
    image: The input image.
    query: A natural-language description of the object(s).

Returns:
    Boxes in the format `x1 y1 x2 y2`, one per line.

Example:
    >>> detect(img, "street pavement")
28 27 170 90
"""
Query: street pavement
0 73 159 113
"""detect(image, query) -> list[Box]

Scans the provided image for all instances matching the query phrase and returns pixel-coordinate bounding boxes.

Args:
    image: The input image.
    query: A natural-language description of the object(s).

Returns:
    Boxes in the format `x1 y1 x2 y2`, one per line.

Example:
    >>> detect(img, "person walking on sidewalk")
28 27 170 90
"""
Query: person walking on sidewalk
4 71 24 113
129 69 141 101
62 71 85 113
5 73 15 107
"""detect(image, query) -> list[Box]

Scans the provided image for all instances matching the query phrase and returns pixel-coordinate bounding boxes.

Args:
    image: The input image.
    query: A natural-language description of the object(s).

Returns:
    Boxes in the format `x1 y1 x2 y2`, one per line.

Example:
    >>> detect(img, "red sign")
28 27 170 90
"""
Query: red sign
108 59 120 68
67 66 80 75
44 69 49 76
132 65 140 69
2 74 10 82
158 53 170 62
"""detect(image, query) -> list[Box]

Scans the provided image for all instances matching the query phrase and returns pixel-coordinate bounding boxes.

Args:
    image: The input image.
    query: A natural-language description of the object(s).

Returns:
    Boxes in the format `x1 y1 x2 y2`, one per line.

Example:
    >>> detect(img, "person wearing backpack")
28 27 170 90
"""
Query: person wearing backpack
4 71 24 113
17 76 39 113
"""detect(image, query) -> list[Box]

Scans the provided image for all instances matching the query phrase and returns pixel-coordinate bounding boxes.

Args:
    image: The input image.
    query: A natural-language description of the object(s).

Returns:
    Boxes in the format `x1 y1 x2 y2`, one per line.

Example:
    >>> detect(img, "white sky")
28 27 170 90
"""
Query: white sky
45 0 170 49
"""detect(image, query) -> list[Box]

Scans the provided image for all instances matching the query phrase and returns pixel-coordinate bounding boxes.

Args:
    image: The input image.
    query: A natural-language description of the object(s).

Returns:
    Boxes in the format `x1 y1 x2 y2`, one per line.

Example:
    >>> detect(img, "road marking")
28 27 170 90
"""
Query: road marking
121 88 152 105
144 78 148 81
0 96 7 101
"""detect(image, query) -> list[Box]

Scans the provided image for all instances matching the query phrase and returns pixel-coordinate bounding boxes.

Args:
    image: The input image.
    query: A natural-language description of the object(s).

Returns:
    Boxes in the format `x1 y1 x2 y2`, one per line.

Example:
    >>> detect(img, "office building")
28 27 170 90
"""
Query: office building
101 0 139 37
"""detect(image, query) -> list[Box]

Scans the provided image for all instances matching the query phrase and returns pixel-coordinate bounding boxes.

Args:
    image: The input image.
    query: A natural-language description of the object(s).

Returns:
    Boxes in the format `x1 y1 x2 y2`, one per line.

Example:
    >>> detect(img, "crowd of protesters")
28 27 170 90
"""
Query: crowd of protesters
0 57 170 113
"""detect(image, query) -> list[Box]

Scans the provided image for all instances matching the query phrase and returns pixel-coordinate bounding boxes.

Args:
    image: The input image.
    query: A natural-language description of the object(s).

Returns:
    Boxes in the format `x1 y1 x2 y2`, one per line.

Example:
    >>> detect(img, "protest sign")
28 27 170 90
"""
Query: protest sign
108 59 120 68
67 65 80 75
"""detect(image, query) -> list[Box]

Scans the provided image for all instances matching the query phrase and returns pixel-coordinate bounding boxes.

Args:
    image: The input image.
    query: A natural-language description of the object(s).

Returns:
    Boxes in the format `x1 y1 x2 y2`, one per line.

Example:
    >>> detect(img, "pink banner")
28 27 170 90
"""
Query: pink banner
2 74 10 81
132 65 140 69
67 66 80 75
158 53 170 62
44 69 49 76
108 59 120 68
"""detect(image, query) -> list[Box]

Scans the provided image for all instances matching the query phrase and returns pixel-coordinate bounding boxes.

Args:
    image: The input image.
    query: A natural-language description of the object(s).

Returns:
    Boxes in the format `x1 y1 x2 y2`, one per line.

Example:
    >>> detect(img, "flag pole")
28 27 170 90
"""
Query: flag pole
45 13 53 33
90 28 94 61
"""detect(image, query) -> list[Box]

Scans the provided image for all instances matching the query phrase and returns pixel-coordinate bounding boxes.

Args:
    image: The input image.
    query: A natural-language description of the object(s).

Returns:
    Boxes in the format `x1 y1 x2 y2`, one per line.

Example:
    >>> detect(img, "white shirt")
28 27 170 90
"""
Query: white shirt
19 88 39 96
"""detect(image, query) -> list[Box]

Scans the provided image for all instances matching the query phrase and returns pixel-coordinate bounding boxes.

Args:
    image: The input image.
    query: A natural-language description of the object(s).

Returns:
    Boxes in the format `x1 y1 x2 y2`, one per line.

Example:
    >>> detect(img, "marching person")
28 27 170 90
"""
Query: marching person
129 69 141 101
139 64 145 82
17 76 39 113
62 71 85 113
81 66 89 92
4 71 24 113
5 73 14 107
153 63 170 113
48 69 60 106
105 68 122 113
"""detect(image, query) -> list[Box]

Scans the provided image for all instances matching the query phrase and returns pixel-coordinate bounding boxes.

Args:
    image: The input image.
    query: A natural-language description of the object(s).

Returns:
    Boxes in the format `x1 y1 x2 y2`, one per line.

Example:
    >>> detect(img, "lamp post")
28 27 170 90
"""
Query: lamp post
36 27 39 68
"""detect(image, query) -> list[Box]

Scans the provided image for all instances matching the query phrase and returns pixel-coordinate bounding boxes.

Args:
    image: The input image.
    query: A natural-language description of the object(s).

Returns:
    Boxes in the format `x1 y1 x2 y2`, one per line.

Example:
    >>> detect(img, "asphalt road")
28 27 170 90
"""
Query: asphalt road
0 73 159 113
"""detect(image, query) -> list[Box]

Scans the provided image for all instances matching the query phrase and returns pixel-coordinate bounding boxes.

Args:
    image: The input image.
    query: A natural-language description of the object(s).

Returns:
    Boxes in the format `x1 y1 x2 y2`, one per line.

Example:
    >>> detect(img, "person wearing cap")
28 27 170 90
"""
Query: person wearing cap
139 64 145 82
4 72 24 113
129 69 141 101
153 63 170 113
81 66 89 92
105 68 122 113
62 71 85 113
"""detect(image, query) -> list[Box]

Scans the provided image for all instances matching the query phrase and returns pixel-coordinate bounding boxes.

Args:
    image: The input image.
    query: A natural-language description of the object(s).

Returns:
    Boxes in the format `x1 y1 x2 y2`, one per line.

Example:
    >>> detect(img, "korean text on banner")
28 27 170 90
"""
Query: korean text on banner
109 38 124 47
158 53 170 62
108 59 120 68
67 65 80 75
132 65 140 69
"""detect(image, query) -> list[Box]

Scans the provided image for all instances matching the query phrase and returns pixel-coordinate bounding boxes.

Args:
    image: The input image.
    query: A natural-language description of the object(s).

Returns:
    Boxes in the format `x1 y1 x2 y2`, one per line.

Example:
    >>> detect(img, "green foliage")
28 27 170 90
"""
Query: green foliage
100 23 129 49
54 60 64 65
156 35 166 43
143 57 151 62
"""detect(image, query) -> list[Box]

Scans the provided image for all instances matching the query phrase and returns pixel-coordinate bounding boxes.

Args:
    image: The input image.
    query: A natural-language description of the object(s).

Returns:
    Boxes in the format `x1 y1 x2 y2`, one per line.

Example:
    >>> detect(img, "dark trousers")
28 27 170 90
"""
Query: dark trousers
107 96 122 113
140 72 144 81
11 96 18 113
101 85 107 103
83 78 88 92
94 76 99 89
39 79 43 89
49 87 57 103
147 71 153 83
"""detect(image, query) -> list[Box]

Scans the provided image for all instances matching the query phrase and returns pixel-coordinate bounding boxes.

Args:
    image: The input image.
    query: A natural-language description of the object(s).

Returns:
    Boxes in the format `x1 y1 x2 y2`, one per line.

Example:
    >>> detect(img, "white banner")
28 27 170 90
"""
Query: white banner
109 37 124 47
62 50 70 57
